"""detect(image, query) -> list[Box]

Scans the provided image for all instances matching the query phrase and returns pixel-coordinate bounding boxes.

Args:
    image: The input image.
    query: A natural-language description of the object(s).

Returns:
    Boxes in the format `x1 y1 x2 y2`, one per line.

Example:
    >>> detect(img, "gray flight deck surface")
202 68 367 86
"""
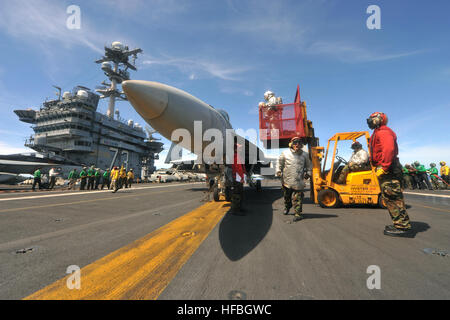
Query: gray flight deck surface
0 181 449 300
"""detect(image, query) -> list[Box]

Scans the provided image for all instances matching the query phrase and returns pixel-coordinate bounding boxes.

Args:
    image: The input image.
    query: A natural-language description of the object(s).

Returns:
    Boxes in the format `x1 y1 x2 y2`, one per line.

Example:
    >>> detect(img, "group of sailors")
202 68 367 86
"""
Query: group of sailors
68 165 135 193
32 165 135 193
402 161 450 190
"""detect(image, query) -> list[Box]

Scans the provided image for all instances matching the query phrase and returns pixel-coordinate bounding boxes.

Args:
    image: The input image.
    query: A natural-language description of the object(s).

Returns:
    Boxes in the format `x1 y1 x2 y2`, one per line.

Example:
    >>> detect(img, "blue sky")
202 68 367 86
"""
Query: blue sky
0 0 449 168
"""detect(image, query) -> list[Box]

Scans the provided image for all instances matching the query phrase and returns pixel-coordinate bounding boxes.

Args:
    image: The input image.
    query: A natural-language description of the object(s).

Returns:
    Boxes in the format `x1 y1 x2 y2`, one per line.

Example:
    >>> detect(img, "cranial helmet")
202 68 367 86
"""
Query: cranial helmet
430 163 436 167
289 136 303 150
264 91 274 101
351 141 362 150
414 161 420 166
367 112 388 129
440 161 446 166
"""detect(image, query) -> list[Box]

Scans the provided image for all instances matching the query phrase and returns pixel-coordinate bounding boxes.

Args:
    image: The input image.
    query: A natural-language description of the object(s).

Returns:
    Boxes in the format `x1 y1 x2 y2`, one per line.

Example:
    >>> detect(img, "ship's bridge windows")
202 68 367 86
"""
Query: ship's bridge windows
74 140 92 147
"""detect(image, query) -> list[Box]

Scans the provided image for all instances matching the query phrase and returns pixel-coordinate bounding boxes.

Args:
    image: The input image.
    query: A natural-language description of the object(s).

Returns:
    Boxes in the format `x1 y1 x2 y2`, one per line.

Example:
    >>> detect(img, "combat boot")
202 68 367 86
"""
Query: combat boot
293 214 303 222
383 226 412 237
283 208 290 215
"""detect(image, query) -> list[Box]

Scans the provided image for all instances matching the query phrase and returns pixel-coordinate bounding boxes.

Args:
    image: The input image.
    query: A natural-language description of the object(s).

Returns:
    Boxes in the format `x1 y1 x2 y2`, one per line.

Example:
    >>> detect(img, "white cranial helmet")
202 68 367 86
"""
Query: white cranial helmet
264 91 274 101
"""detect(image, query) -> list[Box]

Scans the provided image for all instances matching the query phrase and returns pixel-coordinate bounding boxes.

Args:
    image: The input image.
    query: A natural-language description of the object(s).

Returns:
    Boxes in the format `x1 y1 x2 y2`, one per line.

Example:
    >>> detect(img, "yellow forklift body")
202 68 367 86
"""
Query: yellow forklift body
311 131 383 208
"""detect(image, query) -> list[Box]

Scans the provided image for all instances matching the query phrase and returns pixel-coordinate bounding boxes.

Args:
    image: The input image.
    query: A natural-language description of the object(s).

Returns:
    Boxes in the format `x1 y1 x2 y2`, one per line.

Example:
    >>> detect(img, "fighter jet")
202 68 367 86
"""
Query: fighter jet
0 153 81 177
122 80 273 191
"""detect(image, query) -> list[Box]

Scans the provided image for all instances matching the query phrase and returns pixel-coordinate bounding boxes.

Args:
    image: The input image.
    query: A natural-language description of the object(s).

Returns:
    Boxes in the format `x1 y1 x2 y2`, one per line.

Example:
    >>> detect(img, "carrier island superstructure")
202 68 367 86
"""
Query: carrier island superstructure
13 42 163 178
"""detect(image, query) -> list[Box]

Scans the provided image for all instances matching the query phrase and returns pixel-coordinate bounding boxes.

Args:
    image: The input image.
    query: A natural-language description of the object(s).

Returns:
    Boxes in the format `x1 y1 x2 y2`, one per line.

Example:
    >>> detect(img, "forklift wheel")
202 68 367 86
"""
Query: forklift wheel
378 194 387 209
318 189 341 208
213 186 220 202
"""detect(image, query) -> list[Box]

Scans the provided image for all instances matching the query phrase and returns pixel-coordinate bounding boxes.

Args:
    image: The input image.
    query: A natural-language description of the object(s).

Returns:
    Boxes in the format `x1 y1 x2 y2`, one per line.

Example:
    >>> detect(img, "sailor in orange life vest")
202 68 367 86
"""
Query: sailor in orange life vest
367 112 412 237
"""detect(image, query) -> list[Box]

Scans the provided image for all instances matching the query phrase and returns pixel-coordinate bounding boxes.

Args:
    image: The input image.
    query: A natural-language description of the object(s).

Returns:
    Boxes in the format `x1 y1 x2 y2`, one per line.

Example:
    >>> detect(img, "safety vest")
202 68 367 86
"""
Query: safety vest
111 169 120 180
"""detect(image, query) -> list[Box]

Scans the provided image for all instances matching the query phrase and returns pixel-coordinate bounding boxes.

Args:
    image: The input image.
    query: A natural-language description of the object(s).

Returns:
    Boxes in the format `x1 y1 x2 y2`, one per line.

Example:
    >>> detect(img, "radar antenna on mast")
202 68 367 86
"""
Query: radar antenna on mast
95 41 143 118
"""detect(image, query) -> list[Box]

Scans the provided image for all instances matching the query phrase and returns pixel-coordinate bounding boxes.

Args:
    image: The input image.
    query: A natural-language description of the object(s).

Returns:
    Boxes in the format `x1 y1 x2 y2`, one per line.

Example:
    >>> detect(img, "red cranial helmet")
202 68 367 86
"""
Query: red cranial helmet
367 112 388 129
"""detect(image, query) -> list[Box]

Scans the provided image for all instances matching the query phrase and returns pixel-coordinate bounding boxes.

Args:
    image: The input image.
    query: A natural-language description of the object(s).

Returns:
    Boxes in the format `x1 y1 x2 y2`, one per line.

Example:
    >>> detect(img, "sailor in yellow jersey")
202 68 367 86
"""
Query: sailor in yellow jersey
110 166 120 193
126 169 134 188
119 166 127 189
440 161 450 188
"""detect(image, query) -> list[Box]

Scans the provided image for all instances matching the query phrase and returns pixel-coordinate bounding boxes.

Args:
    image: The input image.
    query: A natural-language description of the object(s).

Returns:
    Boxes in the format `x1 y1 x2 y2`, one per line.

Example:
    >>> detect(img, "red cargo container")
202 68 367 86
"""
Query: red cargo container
259 86 306 149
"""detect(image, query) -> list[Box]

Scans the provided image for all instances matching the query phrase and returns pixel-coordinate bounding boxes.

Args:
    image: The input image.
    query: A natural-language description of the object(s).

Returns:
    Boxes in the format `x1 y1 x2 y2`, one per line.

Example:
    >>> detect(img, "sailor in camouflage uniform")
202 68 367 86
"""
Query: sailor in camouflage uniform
367 112 412 236
276 137 312 222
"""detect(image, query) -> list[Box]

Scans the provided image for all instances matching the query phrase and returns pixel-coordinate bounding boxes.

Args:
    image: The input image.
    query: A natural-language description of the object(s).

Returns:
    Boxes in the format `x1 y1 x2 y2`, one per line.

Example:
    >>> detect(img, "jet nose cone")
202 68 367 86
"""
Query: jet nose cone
122 80 168 120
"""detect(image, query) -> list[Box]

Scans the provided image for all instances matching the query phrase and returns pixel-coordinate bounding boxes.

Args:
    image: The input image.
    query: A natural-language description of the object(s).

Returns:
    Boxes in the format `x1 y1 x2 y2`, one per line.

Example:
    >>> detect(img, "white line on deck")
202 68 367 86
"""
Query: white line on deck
404 191 450 199
0 182 203 202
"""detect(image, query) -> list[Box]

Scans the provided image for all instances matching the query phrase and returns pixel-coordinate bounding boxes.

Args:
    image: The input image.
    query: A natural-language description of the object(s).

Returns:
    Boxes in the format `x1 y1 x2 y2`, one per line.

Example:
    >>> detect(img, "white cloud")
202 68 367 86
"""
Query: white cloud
226 0 309 47
0 141 33 155
398 144 450 166
0 0 113 54
225 0 422 63
142 54 251 81
306 41 424 63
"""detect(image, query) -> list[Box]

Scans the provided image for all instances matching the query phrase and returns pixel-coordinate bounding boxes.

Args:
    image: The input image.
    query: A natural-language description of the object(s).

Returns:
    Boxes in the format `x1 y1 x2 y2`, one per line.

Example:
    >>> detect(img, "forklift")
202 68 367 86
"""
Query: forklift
310 131 385 208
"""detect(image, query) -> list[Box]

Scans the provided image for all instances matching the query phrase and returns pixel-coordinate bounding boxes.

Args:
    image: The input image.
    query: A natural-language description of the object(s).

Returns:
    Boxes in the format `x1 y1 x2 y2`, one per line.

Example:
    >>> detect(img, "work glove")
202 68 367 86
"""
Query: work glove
375 168 387 177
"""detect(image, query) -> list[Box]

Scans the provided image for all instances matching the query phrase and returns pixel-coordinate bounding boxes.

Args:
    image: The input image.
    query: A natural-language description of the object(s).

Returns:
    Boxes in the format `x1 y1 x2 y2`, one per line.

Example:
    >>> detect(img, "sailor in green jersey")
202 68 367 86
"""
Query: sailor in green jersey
79 167 87 190
87 165 95 190
94 168 101 190
413 161 432 190
68 168 78 190
402 165 414 190
32 168 42 191
101 168 111 190
427 163 440 190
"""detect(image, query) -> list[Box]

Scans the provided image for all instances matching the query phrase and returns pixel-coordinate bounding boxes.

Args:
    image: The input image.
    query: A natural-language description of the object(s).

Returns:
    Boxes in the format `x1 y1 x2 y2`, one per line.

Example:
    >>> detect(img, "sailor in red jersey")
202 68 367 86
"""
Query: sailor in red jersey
230 142 246 215
367 112 412 237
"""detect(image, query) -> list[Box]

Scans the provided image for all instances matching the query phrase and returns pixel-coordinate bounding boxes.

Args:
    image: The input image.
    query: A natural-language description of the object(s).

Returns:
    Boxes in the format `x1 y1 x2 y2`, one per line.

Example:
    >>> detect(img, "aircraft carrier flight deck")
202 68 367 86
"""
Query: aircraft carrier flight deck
0 181 448 300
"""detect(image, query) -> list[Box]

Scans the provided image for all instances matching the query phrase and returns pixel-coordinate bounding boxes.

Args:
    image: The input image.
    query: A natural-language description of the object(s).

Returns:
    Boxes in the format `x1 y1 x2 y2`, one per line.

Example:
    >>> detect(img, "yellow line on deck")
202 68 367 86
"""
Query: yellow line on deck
24 201 230 300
